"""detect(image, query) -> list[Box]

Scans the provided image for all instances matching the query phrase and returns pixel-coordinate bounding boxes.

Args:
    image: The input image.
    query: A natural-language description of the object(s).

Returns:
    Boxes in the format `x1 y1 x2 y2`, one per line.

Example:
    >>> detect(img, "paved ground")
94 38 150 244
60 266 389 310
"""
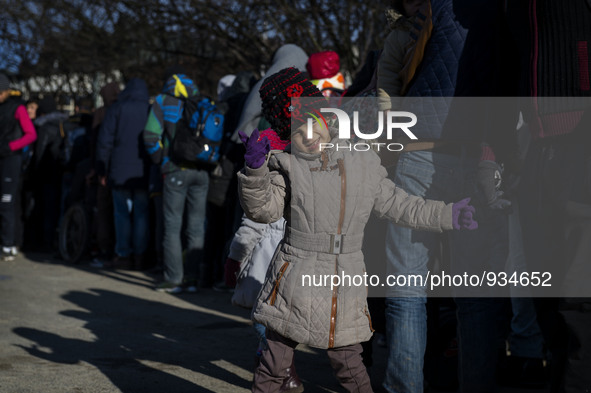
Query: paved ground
0 252 549 392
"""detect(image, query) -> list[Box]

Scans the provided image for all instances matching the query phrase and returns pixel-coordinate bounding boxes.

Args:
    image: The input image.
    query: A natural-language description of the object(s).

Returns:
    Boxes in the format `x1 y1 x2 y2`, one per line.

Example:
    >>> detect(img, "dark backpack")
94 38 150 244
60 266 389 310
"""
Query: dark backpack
170 96 224 167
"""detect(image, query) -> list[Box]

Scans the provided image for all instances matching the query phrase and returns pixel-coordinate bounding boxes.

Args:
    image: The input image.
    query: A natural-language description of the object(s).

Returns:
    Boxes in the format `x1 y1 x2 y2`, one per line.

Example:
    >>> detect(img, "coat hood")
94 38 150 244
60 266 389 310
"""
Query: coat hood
269 44 308 74
161 73 199 98
118 78 149 103
231 44 308 142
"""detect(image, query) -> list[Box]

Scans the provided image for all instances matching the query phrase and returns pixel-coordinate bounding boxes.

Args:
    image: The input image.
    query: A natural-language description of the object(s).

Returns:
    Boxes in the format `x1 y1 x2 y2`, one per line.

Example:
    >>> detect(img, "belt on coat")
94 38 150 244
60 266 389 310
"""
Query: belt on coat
284 227 364 254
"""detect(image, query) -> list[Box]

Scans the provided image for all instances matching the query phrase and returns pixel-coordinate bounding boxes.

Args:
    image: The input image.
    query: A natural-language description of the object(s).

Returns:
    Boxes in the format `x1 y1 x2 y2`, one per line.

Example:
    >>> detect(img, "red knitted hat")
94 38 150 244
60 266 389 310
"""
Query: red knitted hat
259 67 325 140
306 51 340 80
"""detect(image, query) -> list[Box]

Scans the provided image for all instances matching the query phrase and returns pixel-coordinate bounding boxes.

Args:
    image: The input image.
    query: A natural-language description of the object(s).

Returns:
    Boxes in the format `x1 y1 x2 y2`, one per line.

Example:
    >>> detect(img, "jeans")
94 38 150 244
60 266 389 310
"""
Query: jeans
253 322 267 353
111 188 149 257
384 151 508 393
384 152 465 393
162 168 208 284
384 297 427 393
149 164 164 255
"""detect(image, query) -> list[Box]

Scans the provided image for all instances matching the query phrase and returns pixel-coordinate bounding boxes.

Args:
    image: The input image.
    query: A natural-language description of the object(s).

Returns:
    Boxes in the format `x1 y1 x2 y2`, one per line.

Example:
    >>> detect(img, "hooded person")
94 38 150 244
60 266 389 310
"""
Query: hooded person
231 44 308 143
92 82 120 134
96 78 150 190
0 73 36 260
143 72 199 175
143 71 208 293
96 78 151 270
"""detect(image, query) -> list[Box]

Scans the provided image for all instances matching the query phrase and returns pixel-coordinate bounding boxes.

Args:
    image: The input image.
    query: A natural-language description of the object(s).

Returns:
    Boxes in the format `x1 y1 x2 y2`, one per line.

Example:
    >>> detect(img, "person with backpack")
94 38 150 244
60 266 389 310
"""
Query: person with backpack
143 69 207 293
0 74 37 261
96 78 151 271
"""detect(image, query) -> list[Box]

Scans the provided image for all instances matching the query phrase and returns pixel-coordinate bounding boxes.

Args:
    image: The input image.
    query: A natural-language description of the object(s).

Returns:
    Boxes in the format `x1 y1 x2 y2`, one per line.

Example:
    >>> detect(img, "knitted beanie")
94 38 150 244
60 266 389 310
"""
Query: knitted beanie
259 67 325 140
0 73 11 92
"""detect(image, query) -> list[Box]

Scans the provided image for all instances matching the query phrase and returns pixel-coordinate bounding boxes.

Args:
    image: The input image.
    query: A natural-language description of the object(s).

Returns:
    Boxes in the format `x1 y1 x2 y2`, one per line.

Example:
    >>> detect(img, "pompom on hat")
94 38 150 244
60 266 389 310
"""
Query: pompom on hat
259 67 325 140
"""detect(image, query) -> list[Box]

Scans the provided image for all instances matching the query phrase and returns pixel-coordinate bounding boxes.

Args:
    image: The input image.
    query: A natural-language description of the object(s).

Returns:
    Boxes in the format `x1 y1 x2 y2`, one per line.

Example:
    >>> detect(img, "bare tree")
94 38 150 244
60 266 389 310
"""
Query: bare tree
1 0 388 97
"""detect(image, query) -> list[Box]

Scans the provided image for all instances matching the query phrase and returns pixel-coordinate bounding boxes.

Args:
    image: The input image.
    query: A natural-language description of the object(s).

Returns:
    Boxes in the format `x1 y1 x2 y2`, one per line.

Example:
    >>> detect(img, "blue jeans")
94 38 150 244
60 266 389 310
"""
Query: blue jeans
384 151 508 393
254 323 268 353
384 297 427 393
162 169 208 284
111 188 149 257
384 152 465 393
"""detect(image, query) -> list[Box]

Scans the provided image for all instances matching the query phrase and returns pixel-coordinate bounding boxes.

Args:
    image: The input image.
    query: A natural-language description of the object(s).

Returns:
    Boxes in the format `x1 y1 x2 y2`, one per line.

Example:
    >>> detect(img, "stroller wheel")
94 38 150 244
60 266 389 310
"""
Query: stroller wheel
58 203 89 264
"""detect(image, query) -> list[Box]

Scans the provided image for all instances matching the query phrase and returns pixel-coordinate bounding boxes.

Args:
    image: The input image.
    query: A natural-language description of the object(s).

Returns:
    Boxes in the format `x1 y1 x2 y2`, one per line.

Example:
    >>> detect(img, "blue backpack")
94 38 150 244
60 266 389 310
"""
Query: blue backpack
170 96 224 167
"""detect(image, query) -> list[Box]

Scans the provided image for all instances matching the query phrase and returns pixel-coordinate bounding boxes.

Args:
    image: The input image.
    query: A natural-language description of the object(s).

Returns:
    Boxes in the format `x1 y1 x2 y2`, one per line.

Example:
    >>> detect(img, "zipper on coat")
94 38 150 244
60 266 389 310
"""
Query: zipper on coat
365 307 375 333
329 158 346 348
269 261 289 306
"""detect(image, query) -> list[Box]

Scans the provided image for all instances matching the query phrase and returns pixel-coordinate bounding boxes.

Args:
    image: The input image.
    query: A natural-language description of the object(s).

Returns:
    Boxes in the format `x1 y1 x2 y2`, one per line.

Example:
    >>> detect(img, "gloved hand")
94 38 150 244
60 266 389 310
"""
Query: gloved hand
238 128 270 169
477 160 511 210
224 257 241 288
452 198 478 230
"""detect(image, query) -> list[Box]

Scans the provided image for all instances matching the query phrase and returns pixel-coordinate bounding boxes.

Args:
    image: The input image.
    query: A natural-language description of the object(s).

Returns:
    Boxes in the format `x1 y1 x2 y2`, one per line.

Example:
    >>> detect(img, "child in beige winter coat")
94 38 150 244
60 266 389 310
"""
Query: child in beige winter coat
238 67 476 393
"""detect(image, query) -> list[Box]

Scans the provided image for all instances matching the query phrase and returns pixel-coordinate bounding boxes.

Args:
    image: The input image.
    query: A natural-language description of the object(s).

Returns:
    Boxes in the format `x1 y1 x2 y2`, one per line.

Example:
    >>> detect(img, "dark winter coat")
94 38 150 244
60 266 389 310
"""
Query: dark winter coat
96 78 150 188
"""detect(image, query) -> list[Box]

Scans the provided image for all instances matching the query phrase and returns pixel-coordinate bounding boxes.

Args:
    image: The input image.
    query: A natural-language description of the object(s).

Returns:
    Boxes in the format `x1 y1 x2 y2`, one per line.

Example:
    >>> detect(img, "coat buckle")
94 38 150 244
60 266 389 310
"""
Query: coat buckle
329 234 343 254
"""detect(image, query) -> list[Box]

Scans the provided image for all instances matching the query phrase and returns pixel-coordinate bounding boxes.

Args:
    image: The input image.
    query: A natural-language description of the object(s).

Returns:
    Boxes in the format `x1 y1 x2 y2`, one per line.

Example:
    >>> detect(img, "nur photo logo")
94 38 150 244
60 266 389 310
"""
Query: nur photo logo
305 107 418 152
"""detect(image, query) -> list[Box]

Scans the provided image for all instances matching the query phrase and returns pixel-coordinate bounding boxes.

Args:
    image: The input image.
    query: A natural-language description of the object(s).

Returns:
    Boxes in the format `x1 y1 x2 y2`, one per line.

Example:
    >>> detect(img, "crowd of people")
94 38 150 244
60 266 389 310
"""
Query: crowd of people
1 0 590 392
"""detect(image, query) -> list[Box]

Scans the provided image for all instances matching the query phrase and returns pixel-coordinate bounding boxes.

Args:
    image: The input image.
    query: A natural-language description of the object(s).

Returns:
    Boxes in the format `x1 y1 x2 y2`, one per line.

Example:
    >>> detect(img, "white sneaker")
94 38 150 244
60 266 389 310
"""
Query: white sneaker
1 247 15 261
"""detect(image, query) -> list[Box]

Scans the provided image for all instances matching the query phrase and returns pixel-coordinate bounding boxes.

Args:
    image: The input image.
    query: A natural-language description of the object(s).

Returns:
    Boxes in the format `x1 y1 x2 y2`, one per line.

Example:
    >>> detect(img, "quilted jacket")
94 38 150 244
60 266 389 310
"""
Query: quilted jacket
238 143 453 349
230 215 285 309
377 3 432 108
377 16 412 106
